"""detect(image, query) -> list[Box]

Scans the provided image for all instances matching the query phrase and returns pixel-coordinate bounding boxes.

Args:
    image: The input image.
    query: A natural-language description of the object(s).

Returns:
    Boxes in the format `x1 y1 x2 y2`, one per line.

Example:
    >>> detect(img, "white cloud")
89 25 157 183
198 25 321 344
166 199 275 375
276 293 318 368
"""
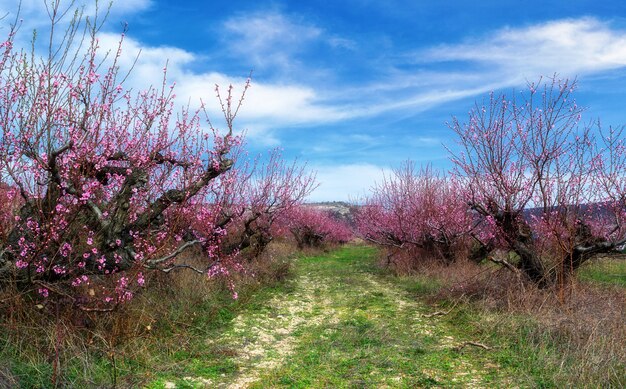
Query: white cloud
0 7 350 139
221 10 357 78
8 5 626 152
0 1 154 75
412 137 441 146
61 11 626 142
89 17 626 144
222 11 322 72
308 163 390 202
354 84 502 116
424 18 626 81
97 32 194 76
175 73 350 124
105 0 152 15
328 17 626 123
91 33 348 138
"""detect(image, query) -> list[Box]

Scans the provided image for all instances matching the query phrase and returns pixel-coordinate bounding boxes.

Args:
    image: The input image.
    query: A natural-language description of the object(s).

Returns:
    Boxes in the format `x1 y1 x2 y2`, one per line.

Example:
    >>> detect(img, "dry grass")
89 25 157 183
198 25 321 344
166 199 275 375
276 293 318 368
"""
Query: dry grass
380 249 626 387
381 242 471 276
0 240 299 387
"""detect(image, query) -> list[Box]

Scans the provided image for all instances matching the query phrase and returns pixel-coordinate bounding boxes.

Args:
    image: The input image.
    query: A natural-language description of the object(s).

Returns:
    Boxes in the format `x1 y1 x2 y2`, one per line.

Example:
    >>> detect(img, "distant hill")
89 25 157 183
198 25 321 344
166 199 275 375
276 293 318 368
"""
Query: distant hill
305 201 359 226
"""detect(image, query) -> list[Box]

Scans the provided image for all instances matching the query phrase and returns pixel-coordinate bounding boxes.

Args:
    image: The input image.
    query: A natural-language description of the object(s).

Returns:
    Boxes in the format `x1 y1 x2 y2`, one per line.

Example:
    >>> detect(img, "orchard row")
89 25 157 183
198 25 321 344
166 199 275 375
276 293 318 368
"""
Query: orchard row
358 78 626 288
0 7 351 310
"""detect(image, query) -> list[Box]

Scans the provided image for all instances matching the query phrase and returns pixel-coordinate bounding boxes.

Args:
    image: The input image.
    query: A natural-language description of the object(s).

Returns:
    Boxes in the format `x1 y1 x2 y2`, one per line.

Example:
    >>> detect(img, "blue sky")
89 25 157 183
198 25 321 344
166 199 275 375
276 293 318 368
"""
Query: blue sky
4 0 626 201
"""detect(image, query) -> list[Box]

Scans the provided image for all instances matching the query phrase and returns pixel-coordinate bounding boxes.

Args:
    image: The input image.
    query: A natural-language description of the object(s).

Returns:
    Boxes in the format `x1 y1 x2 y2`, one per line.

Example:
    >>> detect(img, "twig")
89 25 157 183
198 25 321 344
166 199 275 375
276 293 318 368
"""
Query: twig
424 301 458 318
78 305 116 312
424 310 449 318
454 341 492 351
145 240 203 266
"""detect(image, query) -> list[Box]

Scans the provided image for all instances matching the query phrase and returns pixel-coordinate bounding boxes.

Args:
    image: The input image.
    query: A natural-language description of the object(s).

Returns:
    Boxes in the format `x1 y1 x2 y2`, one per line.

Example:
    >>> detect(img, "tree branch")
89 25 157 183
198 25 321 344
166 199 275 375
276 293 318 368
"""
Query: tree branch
145 240 203 266
149 263 205 274
487 254 520 274
129 158 233 232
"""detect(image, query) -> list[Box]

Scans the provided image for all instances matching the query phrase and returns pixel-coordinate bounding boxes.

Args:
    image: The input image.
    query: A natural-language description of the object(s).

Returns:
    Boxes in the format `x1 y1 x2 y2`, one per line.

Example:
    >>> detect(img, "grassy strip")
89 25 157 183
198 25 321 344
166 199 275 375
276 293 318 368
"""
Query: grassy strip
388 253 626 388
247 245 519 388
143 280 298 388
577 256 626 287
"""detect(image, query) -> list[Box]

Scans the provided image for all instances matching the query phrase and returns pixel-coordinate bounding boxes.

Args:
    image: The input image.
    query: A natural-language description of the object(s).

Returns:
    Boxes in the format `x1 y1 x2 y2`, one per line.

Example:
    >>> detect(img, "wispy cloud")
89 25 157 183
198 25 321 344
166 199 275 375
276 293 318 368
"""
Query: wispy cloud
210 14 626 132
325 17 626 122
220 10 358 81
423 17 626 82
92 33 349 139
172 72 352 143
106 0 153 15
222 10 322 74
106 15 626 142
7 4 626 159
0 0 152 27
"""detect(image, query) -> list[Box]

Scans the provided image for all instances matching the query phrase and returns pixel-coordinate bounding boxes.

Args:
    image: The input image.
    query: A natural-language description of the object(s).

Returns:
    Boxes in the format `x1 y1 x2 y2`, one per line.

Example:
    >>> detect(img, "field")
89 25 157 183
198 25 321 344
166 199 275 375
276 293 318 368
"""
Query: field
3 243 623 388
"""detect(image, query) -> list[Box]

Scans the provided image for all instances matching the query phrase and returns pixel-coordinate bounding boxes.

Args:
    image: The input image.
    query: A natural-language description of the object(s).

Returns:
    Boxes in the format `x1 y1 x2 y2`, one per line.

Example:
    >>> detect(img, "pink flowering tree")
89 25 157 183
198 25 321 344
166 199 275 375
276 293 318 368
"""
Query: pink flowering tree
212 148 318 259
449 77 626 286
590 126 626 241
280 205 353 249
357 162 474 265
0 5 247 307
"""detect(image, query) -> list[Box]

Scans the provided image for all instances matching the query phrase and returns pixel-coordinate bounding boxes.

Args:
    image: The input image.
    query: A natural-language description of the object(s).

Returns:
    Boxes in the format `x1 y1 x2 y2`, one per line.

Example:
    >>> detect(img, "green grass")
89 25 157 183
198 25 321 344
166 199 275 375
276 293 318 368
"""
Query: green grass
219 245 522 388
263 244 622 388
139 281 298 387
578 256 626 287
105 244 521 388
5 244 622 387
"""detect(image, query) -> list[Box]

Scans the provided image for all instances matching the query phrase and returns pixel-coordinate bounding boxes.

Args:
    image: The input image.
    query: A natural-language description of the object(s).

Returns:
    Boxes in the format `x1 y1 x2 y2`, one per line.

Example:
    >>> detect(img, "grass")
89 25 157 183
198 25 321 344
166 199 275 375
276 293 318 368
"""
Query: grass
385 250 626 388
577 255 626 287
130 279 298 387
178 245 524 387
0 244 297 388
2 243 623 387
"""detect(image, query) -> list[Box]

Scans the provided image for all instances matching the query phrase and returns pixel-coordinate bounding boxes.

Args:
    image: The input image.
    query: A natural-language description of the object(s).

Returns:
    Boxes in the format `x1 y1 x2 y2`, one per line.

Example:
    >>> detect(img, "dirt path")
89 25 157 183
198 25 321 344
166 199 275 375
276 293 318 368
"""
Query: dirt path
167 245 509 388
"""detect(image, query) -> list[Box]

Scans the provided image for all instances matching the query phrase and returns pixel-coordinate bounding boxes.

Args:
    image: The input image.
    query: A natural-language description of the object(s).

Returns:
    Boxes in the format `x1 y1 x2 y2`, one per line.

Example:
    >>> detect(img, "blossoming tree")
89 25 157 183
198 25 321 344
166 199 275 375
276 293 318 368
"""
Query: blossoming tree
216 148 318 258
0 3 246 307
357 162 474 266
281 205 353 249
449 78 626 287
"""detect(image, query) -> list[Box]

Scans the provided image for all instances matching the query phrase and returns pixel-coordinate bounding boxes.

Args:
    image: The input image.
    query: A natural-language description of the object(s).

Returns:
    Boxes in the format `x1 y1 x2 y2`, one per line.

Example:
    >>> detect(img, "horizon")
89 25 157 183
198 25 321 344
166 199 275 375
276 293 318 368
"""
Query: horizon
3 0 626 201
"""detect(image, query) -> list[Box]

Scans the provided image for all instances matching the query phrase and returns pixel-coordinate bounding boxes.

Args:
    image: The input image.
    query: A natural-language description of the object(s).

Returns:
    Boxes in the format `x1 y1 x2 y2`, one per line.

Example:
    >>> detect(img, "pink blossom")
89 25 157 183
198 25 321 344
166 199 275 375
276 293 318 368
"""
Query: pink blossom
137 272 145 286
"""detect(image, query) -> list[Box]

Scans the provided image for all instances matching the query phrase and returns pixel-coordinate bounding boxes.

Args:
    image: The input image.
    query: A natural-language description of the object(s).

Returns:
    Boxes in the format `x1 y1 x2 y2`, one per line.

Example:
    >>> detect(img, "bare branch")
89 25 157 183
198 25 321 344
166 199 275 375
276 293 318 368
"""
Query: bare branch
150 264 206 274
